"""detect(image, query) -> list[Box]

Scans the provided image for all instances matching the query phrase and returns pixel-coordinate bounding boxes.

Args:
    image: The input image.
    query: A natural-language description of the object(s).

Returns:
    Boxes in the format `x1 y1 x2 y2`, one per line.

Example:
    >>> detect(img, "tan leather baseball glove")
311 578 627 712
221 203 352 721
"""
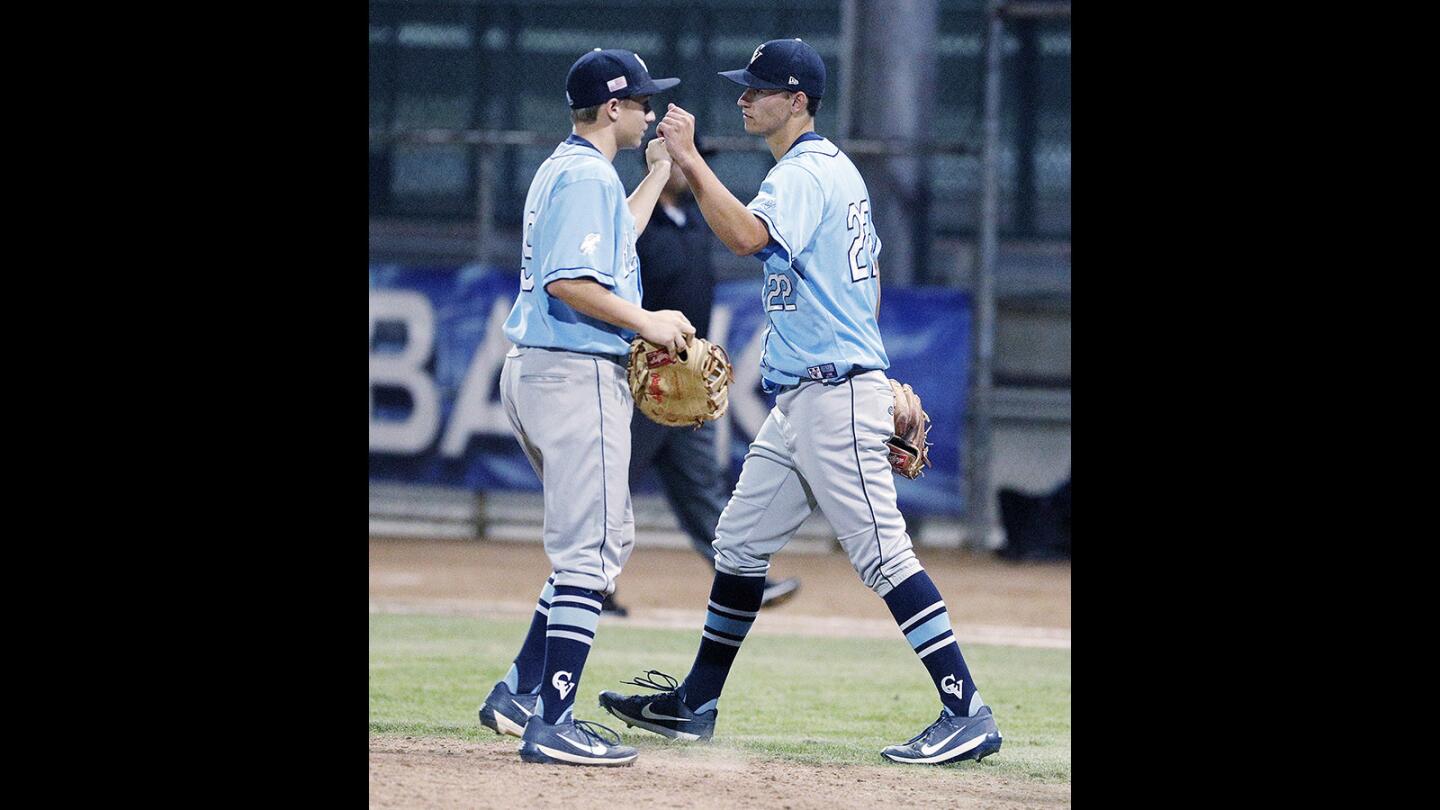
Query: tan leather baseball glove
628 335 735 428
886 379 932 479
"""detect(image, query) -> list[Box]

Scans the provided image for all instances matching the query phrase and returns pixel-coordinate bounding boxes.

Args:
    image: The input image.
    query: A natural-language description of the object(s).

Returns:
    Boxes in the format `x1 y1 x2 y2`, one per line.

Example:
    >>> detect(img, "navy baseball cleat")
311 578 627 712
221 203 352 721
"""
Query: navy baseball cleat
600 591 630 617
597 670 717 742
761 577 801 608
881 706 1002 765
517 716 637 767
478 680 538 738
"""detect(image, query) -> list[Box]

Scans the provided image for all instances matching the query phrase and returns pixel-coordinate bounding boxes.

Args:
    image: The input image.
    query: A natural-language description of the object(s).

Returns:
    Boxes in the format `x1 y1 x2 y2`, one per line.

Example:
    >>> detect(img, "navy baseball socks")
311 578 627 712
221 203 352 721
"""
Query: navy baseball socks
519 585 638 765
482 578 632 766
598 571 762 739
534 586 604 723
512 575 556 691
479 575 553 736
498 584 635 766
883 570 982 716
879 570 1002 764
679 571 765 712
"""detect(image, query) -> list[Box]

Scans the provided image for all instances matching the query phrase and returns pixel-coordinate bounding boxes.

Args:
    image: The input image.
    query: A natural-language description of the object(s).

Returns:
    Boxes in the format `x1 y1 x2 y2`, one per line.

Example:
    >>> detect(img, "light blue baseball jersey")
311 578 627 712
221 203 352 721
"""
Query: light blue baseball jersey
503 135 642 357
746 133 889 390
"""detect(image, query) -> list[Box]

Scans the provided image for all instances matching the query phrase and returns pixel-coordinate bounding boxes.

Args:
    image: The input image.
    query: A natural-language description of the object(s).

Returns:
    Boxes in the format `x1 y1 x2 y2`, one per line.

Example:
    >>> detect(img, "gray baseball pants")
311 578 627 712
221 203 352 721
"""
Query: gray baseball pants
712 371 922 596
500 345 635 594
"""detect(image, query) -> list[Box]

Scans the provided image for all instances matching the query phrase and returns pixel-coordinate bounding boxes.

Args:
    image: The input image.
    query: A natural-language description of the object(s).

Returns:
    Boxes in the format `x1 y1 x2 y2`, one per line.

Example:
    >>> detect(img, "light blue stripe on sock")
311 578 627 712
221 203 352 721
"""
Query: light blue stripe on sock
548 606 600 633
904 613 952 648
503 663 519 692
706 610 754 637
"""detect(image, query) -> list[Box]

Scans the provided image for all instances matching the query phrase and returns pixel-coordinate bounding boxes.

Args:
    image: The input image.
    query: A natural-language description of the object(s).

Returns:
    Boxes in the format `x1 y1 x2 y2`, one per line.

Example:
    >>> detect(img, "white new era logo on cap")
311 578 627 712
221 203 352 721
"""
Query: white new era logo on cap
788 76 799 85
607 76 628 92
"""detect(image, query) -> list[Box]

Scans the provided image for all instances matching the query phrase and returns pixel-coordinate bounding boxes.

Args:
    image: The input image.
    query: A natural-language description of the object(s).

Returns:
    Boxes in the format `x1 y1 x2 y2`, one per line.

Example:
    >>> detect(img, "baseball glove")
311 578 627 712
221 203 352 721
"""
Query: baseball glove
886 379 932 479
628 335 735 428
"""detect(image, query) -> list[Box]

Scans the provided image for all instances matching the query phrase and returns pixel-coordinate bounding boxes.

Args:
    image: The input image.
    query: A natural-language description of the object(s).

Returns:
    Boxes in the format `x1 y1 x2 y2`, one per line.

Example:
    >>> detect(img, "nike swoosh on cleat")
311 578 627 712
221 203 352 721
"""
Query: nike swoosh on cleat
557 733 609 755
919 728 963 755
641 704 691 723
510 699 533 718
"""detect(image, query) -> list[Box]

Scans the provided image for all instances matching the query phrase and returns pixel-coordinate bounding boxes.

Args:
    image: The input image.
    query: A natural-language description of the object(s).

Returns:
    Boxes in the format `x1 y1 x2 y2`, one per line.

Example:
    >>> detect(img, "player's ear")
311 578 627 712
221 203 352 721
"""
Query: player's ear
606 98 621 122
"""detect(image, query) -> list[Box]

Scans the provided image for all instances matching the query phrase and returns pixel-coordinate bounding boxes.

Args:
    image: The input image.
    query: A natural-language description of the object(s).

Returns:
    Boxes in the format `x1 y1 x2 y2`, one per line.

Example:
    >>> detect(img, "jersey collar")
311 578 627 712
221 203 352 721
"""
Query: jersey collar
564 134 601 152
782 131 826 157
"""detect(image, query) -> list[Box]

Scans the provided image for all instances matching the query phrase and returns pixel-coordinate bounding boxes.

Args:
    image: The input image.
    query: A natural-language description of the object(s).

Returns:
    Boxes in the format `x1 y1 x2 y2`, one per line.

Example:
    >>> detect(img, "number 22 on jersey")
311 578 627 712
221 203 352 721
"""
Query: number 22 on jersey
766 271 797 311
848 199 875 282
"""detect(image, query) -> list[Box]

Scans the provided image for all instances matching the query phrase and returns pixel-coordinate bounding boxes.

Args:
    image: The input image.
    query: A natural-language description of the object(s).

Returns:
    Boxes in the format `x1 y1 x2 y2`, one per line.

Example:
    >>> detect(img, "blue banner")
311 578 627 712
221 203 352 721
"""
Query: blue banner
369 264 970 515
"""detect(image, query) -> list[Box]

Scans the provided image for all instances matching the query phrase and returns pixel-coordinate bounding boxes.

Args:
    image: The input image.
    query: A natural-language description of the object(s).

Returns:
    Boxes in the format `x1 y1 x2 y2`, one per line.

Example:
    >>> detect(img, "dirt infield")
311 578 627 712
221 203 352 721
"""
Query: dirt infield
369 537 1070 632
369 735 1072 809
369 536 1070 808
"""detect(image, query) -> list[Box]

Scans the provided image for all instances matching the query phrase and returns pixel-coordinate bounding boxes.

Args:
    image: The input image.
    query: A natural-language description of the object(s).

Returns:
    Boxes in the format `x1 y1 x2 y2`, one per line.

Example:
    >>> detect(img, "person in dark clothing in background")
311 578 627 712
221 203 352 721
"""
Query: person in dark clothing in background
603 134 801 615
997 471 1071 562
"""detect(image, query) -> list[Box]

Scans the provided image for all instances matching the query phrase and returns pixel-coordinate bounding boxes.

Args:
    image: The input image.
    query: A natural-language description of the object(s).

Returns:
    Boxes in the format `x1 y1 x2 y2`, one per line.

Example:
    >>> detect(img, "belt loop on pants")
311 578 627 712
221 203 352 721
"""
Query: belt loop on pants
776 367 873 394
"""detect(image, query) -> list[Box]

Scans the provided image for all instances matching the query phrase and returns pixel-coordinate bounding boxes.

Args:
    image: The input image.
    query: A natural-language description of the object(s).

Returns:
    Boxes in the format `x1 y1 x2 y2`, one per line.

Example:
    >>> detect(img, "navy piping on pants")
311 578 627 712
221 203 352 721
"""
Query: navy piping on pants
850 379 892 589
594 359 608 584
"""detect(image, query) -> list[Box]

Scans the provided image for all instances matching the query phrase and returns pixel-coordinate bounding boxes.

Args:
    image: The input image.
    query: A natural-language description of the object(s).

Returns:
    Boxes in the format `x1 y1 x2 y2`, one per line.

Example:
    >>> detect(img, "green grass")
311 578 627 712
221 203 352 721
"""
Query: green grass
369 613 1070 782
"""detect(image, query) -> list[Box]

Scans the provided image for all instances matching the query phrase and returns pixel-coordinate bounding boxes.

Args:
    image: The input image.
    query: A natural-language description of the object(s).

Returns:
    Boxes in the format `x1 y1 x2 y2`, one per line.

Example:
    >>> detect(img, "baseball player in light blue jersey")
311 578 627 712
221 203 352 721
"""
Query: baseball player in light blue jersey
476 48 694 768
598 39 1003 766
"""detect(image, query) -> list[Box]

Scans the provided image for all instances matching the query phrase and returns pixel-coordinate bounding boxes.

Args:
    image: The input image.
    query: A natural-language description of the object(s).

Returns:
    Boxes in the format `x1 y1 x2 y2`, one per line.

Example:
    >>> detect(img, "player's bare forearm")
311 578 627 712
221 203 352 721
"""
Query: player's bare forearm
678 157 770 256
547 278 649 333
658 102 769 256
627 161 671 237
546 278 695 352
628 137 674 236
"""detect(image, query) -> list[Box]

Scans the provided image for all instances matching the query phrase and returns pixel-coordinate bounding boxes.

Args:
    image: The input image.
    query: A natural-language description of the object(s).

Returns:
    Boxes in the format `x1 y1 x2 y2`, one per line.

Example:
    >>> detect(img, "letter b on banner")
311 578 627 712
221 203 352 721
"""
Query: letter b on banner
369 290 440 453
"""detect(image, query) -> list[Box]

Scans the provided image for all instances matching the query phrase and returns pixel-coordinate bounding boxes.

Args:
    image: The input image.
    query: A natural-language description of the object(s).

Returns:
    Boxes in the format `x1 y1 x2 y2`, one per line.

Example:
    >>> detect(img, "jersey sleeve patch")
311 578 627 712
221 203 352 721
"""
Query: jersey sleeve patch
538 178 618 282
747 164 823 263
747 194 791 259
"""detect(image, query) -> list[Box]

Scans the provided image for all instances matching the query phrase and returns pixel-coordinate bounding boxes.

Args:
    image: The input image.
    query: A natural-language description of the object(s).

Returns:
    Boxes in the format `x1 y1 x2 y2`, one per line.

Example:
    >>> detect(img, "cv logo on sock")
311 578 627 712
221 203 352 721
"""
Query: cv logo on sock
941 674 963 698
552 671 575 700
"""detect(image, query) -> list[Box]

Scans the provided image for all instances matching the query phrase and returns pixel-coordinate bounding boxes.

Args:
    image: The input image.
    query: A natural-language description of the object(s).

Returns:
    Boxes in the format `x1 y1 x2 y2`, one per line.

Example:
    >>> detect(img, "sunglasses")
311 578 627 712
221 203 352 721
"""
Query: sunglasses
622 97 652 114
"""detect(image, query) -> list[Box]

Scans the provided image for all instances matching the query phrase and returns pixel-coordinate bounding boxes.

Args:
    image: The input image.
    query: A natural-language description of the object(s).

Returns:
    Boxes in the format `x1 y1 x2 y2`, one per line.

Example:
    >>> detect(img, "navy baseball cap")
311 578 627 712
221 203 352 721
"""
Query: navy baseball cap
719 38 826 99
566 49 680 109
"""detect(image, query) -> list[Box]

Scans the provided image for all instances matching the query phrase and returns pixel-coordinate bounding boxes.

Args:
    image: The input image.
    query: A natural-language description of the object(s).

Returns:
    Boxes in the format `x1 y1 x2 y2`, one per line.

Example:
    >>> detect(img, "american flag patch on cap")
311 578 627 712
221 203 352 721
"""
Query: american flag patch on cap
607 76 628 92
